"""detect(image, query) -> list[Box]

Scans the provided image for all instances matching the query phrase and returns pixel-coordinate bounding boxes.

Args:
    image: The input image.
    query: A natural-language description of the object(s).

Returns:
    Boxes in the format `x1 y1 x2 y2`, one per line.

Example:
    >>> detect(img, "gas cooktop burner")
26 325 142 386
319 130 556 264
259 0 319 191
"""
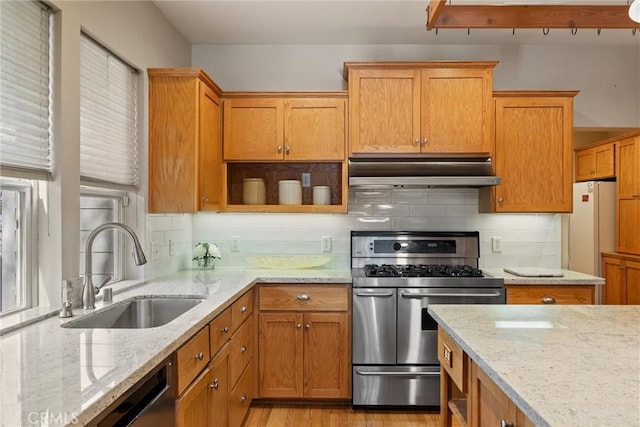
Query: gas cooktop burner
363 263 484 278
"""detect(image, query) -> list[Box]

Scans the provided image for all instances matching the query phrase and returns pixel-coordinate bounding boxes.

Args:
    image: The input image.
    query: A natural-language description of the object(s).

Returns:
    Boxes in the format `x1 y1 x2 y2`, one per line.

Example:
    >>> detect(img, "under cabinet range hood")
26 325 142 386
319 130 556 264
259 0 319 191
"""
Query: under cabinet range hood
348 153 501 189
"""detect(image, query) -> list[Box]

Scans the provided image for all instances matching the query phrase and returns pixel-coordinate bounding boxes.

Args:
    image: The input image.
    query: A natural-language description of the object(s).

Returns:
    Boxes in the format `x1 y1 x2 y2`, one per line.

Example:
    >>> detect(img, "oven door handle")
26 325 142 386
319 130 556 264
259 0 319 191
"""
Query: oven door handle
400 291 503 298
354 291 394 297
355 369 439 377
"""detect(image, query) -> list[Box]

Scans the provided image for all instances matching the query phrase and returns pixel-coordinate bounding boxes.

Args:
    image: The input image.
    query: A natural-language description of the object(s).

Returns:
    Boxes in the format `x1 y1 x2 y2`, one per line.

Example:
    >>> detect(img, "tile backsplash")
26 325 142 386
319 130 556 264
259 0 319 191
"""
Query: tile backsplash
149 188 562 273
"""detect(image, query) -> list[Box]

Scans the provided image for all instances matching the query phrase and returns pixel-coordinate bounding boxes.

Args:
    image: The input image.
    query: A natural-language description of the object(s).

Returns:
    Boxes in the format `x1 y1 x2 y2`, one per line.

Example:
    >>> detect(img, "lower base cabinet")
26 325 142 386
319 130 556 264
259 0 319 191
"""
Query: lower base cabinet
602 253 640 304
439 327 534 427
229 361 254 426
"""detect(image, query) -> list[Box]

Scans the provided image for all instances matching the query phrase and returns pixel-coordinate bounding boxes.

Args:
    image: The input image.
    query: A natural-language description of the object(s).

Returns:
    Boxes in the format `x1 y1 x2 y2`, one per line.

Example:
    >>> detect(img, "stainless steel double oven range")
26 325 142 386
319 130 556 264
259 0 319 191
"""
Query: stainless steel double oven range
351 231 505 407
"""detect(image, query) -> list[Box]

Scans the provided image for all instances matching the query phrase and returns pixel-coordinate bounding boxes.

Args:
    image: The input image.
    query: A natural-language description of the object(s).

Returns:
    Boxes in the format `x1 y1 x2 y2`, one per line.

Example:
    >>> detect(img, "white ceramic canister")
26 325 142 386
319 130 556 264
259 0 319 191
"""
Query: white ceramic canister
278 180 302 205
242 178 266 204
312 186 331 205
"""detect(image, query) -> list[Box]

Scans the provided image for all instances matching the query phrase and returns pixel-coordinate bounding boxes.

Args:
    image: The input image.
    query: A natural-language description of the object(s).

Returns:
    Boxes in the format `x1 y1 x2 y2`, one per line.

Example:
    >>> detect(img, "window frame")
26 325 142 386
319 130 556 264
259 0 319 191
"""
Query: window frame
0 180 38 316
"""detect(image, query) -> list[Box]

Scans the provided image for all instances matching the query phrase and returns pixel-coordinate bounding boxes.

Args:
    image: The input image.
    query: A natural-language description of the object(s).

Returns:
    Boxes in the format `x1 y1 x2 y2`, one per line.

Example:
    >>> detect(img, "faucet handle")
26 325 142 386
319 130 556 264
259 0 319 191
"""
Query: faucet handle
95 275 113 293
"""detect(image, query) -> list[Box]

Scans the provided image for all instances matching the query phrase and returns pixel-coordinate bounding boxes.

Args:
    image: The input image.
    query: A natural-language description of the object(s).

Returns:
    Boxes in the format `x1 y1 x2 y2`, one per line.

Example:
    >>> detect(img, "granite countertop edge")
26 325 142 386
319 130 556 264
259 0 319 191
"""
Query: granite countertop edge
483 268 605 285
0 267 352 427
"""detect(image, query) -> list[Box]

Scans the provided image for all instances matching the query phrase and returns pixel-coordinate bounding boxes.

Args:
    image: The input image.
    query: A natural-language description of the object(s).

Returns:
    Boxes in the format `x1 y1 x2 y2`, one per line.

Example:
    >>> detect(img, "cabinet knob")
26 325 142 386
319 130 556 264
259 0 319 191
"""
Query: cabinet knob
414 138 421 145
542 296 556 304
422 138 428 145
240 306 247 313
210 378 219 390
277 145 283 153
498 197 504 205
297 323 302 329
618 266 626 270
285 145 291 154
297 294 310 301
240 344 247 353
202 195 209 202
241 393 247 403
500 421 515 427
220 326 229 334
194 352 204 361
305 324 310 329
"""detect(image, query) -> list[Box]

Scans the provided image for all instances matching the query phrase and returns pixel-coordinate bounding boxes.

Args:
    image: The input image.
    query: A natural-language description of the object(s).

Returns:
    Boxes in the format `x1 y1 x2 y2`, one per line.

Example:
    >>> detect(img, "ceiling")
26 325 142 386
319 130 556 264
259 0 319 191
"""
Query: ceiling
153 0 640 46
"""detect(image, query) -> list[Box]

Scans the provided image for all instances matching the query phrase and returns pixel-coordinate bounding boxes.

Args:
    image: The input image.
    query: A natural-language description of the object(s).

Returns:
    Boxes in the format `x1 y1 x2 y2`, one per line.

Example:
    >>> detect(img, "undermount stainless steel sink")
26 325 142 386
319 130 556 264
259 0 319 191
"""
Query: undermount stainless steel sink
62 296 205 329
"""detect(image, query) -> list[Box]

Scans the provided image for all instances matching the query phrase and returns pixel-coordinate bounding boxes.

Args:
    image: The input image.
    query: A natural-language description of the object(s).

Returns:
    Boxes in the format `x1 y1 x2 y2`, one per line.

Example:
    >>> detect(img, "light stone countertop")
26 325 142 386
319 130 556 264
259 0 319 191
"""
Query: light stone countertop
483 268 605 285
0 267 351 427
428 304 640 427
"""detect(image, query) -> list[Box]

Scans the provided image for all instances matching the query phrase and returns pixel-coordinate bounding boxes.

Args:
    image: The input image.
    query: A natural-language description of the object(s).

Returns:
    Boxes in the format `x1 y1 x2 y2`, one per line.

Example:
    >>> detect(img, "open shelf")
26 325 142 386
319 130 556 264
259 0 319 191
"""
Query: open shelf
448 398 468 427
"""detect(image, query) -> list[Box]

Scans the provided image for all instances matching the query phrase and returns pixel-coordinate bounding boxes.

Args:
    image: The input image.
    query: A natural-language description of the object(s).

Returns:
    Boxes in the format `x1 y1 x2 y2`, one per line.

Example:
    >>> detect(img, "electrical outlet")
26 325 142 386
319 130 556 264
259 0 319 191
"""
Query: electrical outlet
150 241 161 260
491 236 503 253
301 173 311 188
321 236 332 252
230 236 241 252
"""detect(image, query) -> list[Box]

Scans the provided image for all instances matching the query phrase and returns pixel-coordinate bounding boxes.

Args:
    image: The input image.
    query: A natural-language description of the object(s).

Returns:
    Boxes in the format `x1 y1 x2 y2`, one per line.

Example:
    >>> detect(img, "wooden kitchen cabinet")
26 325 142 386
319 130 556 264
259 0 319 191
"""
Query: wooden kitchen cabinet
222 93 348 213
175 326 211 395
344 62 496 155
148 68 223 213
223 96 345 161
257 284 350 399
439 327 534 427
574 140 615 182
602 253 640 304
505 285 595 305
481 91 577 213
616 134 640 255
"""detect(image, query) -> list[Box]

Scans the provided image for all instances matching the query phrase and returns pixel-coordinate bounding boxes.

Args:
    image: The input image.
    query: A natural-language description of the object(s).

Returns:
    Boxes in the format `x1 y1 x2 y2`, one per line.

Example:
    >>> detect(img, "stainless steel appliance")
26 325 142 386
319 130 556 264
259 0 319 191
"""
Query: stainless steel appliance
351 231 505 407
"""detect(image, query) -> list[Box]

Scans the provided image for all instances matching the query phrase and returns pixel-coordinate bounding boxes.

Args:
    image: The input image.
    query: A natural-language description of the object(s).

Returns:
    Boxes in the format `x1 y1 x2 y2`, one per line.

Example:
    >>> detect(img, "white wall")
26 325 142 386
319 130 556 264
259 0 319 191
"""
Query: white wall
192 189 561 270
41 1 191 305
192 43 640 128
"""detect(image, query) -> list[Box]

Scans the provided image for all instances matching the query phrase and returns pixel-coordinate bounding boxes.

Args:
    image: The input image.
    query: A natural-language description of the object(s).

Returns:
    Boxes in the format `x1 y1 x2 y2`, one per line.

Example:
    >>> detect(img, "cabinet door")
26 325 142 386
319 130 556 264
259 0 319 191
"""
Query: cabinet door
303 312 350 398
199 82 222 211
625 260 640 305
493 95 573 212
421 67 492 153
616 138 640 254
575 147 595 182
593 143 615 179
285 98 345 161
176 367 211 427
349 68 421 154
208 349 229 427
258 312 303 397
470 362 517 427
223 98 284 160
602 256 626 304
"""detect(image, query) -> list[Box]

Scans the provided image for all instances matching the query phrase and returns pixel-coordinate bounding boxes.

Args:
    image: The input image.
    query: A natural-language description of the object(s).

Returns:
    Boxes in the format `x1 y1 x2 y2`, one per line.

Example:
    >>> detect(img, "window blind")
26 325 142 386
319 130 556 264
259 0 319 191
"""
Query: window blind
0 1 52 179
80 34 139 188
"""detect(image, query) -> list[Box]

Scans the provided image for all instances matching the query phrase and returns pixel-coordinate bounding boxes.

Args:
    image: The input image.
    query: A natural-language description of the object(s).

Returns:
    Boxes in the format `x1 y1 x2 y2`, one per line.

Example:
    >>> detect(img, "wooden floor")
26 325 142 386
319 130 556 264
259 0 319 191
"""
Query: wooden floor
243 403 441 427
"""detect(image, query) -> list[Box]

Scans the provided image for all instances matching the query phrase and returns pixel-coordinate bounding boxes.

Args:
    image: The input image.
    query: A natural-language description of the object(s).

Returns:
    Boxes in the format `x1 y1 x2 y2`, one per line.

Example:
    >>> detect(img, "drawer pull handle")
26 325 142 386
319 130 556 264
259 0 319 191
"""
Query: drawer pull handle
501 421 515 427
542 296 556 304
241 393 247 403
240 344 247 353
240 306 247 313
194 352 204 361
297 294 310 301
220 326 229 334
210 379 219 390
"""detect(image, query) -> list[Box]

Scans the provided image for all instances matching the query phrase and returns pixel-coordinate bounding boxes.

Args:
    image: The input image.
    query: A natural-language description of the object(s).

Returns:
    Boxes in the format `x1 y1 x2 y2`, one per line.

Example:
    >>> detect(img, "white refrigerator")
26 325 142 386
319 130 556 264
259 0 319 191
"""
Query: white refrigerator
568 181 616 277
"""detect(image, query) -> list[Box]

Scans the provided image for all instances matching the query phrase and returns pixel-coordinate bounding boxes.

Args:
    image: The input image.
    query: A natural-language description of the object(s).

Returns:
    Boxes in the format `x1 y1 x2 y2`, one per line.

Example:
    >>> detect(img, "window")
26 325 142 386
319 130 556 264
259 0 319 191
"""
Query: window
79 190 126 285
80 33 139 189
0 1 51 314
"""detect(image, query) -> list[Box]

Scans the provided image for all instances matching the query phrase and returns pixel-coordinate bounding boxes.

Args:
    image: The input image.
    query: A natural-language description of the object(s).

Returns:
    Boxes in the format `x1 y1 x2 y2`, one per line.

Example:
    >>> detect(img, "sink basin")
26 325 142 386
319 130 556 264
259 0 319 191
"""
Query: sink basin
62 296 205 329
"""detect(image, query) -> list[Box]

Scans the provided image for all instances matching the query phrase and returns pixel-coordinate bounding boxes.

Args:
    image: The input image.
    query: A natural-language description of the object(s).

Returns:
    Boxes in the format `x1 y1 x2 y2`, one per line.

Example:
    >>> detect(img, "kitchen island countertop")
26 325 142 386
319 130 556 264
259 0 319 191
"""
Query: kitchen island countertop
428 304 640 427
0 267 351 427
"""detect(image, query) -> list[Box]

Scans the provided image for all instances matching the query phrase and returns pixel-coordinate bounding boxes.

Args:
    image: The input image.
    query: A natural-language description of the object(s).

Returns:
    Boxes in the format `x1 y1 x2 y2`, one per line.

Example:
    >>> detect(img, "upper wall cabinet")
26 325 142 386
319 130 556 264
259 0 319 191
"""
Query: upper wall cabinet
344 62 496 155
480 91 578 213
575 140 615 182
148 68 223 213
223 95 345 162
616 134 640 255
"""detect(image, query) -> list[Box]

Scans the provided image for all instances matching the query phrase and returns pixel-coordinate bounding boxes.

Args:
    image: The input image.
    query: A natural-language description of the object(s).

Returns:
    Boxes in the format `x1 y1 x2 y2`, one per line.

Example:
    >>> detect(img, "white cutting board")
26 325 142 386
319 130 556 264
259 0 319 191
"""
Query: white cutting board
503 267 564 277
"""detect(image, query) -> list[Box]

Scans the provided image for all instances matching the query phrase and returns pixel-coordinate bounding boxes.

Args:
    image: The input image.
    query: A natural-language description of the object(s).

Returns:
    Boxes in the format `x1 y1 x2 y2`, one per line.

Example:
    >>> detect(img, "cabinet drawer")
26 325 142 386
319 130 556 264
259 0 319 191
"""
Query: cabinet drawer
229 360 254 427
506 285 594 305
209 308 232 357
229 314 254 387
437 327 467 393
176 326 211 395
231 289 254 332
259 285 349 311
